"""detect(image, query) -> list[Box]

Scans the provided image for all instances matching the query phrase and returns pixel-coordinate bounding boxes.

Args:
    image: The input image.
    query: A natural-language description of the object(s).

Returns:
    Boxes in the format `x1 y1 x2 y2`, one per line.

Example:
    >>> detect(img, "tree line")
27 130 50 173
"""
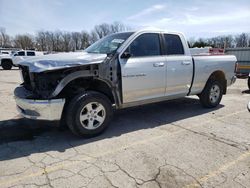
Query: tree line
0 22 130 52
1 22 250 51
189 33 250 48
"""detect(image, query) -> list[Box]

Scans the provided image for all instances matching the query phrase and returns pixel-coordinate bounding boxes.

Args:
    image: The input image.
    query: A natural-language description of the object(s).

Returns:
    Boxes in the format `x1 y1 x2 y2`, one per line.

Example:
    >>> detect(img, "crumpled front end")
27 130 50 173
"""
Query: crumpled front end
18 52 107 73
14 86 65 121
14 52 113 121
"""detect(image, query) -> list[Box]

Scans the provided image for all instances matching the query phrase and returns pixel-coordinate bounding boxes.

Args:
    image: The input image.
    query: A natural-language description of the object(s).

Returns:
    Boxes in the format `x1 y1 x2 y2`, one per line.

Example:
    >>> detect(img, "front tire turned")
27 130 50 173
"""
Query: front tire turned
66 91 113 137
199 80 223 108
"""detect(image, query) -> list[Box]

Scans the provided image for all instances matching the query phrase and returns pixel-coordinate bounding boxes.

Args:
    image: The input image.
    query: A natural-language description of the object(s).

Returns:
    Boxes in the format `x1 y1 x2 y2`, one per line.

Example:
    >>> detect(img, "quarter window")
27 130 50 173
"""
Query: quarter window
164 34 184 55
128 33 161 57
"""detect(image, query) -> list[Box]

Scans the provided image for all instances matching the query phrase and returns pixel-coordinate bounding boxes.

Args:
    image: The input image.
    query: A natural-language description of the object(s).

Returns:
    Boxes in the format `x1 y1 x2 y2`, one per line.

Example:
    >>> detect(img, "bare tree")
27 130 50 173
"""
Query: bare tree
110 22 126 33
89 31 98 45
71 32 82 51
224 35 234 48
80 31 90 49
248 34 250 47
93 22 129 40
197 35 240 48
235 33 248 47
0 27 11 47
14 34 34 49
45 31 56 51
61 32 72 52
192 38 210 48
94 23 112 39
54 31 63 52
36 31 47 51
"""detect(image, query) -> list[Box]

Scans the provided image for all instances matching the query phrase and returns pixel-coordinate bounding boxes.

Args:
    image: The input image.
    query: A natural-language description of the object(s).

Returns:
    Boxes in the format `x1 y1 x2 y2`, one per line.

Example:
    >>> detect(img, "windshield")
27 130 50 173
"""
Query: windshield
85 32 134 54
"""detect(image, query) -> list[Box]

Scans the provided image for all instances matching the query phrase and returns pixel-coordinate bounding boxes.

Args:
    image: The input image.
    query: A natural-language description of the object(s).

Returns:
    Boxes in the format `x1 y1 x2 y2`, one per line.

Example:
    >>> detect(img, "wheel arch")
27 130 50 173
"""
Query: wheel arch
206 70 227 94
55 76 115 104
1 58 13 64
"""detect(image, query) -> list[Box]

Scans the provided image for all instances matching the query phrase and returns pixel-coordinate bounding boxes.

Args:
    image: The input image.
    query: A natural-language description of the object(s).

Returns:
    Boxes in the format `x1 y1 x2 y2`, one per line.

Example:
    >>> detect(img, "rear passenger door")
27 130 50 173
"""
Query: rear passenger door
164 34 193 97
120 33 166 103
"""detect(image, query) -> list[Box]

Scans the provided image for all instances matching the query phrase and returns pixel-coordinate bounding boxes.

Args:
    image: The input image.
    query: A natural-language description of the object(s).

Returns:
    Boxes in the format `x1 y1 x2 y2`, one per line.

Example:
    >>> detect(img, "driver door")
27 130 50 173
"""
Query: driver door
119 33 166 103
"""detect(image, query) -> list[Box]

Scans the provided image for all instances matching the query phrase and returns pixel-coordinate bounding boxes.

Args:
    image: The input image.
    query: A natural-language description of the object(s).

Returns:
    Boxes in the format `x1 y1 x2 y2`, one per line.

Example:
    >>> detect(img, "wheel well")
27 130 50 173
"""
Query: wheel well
88 79 115 103
208 71 227 94
1 59 12 63
59 78 115 103
1 58 13 64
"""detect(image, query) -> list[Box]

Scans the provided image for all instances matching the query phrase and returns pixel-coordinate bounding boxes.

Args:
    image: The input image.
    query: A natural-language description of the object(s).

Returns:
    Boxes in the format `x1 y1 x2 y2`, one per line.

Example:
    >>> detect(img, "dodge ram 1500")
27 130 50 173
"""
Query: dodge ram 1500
14 30 237 137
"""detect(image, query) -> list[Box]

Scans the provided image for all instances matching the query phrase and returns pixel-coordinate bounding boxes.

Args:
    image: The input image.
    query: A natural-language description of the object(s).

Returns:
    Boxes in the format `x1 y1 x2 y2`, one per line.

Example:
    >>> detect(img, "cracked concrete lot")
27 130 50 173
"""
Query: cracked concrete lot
0 68 250 188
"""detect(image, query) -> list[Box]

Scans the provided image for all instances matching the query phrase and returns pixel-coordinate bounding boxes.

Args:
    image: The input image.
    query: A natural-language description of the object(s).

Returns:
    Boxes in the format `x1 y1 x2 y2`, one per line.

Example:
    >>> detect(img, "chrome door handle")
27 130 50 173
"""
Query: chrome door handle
182 61 191 65
153 62 165 67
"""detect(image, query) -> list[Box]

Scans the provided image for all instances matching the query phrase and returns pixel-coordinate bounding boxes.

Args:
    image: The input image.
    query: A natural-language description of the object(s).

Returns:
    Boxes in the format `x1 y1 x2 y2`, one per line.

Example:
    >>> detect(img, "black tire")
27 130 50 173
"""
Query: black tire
66 91 113 137
1 60 13 70
199 79 223 108
248 77 250 90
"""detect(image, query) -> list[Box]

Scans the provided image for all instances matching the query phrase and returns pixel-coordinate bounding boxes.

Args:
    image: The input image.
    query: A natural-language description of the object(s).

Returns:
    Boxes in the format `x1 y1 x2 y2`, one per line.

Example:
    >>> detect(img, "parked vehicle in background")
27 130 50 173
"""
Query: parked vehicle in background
0 51 11 55
14 30 237 137
12 50 44 66
0 50 44 70
225 47 250 89
190 47 211 55
0 52 13 70
190 47 224 56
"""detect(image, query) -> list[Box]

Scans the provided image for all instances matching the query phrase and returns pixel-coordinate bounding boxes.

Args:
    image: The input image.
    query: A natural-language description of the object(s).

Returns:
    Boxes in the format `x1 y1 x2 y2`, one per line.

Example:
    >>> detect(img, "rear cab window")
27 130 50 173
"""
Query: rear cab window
164 34 184 55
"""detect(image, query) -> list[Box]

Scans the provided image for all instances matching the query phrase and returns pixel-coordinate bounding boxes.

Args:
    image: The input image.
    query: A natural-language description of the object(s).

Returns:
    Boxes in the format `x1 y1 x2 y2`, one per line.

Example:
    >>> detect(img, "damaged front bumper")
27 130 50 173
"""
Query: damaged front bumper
14 86 65 121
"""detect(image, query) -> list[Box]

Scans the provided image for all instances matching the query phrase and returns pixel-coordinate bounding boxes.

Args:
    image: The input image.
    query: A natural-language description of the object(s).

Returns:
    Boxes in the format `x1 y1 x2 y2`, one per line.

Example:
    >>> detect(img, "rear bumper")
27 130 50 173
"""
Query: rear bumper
14 86 65 121
236 73 249 79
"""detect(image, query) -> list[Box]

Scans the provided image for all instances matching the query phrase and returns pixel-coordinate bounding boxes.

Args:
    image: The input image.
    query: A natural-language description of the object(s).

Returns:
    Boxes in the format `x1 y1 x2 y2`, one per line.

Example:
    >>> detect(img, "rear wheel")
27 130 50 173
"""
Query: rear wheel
66 91 113 137
199 80 223 108
1 60 13 70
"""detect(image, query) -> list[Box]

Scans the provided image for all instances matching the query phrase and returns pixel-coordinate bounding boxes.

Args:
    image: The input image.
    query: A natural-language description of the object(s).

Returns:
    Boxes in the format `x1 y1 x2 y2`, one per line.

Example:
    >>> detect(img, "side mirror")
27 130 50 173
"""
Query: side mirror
121 52 131 59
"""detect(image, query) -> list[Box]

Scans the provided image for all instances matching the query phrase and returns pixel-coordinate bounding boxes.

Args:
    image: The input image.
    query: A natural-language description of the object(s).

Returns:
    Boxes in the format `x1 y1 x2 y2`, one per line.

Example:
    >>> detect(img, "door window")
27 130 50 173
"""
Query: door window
17 51 25 56
128 33 161 57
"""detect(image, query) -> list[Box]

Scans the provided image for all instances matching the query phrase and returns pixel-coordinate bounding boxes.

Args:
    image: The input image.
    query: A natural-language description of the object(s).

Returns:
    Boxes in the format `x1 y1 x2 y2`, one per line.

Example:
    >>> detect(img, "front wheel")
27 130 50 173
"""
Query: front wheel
66 91 113 137
199 80 223 108
1 60 13 70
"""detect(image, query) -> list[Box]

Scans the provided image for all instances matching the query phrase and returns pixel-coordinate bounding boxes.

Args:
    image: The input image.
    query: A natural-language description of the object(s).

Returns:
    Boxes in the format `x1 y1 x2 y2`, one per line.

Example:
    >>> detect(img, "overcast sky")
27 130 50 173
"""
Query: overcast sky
0 0 249 38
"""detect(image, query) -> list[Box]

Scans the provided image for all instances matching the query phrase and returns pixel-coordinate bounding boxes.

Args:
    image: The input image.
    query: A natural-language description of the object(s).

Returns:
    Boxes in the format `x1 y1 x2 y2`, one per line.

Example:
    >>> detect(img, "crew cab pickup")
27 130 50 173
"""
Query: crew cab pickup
14 30 237 137
0 50 44 70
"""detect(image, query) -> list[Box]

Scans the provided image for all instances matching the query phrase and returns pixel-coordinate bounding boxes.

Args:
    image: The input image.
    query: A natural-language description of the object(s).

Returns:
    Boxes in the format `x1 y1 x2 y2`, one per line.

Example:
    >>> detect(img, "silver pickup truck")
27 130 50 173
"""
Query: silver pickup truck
14 30 237 137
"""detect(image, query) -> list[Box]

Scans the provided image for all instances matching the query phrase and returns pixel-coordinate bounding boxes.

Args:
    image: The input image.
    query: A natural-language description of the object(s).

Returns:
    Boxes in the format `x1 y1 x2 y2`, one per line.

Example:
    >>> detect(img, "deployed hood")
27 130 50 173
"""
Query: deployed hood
18 52 107 73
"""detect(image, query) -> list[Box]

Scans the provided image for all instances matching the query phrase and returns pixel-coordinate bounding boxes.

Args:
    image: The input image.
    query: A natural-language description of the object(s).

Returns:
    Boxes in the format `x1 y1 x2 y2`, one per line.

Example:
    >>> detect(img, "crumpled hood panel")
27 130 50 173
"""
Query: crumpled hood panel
18 52 107 73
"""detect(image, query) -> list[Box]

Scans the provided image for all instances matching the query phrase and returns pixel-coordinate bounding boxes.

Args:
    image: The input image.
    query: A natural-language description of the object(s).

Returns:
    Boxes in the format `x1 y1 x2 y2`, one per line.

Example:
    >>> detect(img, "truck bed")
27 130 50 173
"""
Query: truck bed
190 55 236 95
